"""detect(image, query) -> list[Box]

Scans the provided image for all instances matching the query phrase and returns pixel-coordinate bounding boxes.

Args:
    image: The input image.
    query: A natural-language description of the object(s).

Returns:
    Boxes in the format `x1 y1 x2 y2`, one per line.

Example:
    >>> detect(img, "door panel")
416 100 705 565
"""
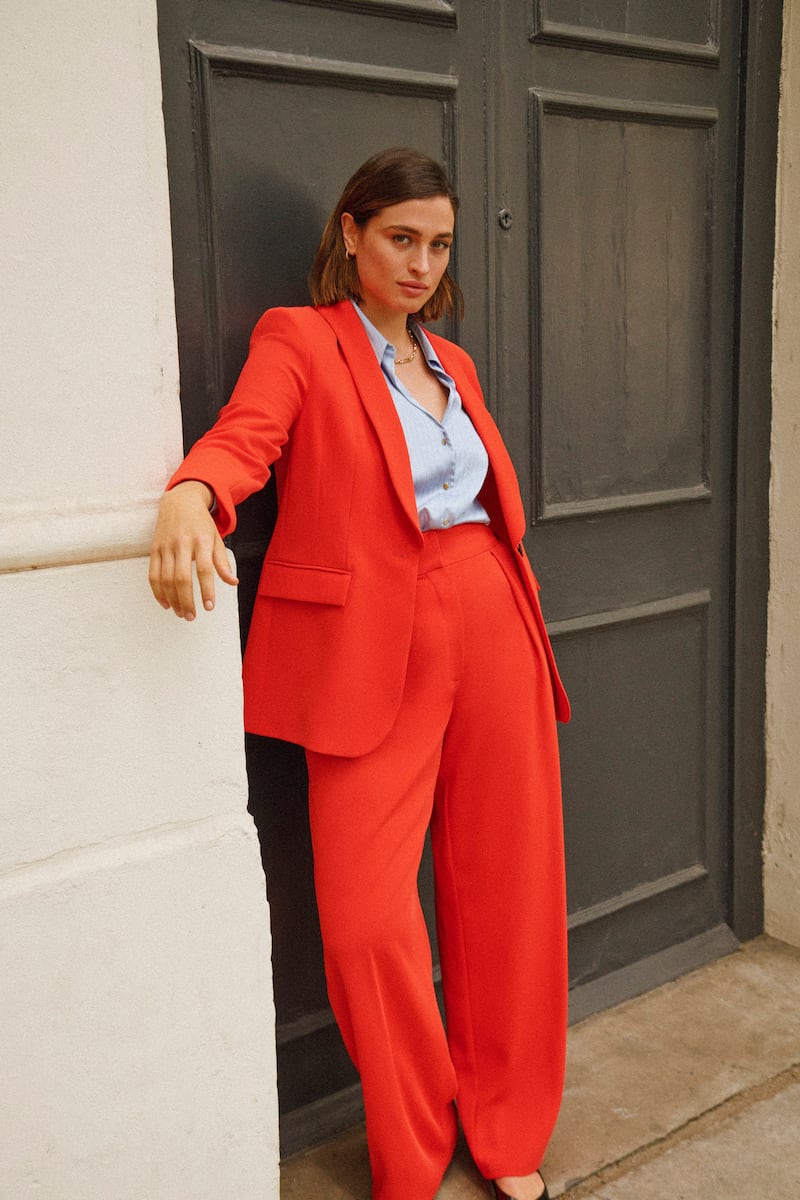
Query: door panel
535 95 713 513
184 38 462 446
532 0 720 58
157 0 745 1154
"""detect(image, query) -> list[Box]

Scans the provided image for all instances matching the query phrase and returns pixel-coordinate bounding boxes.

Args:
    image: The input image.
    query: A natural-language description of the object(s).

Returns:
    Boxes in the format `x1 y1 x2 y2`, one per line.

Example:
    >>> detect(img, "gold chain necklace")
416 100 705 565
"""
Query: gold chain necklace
395 328 418 366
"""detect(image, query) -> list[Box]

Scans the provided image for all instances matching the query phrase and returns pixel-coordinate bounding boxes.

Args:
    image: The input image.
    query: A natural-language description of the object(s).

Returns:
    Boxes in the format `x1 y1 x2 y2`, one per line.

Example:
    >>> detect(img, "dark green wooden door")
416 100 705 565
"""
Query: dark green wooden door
157 0 752 1154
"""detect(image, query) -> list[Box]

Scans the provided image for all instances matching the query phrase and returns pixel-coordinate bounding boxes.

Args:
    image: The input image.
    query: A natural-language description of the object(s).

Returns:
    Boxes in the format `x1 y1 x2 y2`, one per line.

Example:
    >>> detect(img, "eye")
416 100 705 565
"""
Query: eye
431 240 452 252
392 233 411 245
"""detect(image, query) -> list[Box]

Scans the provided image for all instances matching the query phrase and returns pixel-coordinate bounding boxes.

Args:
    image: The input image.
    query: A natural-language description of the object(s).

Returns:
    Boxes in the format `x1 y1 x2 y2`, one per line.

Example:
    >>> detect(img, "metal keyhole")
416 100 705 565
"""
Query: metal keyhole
498 208 513 230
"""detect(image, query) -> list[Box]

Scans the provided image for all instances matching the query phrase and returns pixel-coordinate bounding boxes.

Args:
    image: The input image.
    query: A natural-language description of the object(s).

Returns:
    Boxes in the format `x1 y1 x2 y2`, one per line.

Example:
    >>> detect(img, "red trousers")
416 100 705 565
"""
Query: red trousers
305 525 567 1200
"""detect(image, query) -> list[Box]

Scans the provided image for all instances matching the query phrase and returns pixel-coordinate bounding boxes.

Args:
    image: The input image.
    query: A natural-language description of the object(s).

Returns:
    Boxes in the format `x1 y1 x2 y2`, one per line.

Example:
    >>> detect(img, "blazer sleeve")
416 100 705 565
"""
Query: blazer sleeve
167 307 311 537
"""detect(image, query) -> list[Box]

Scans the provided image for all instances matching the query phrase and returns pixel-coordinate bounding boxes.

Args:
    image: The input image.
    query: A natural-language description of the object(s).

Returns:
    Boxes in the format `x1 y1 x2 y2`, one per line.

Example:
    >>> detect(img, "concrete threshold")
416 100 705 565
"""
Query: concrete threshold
280 936 800 1200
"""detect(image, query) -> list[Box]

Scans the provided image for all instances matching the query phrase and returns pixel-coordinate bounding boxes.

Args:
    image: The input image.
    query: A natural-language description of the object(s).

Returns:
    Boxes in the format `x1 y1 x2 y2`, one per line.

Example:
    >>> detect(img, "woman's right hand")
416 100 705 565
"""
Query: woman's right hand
148 480 239 620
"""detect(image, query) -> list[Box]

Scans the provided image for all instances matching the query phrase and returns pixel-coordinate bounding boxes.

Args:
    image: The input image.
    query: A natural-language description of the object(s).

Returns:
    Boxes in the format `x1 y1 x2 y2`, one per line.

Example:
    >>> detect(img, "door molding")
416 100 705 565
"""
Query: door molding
529 0 722 64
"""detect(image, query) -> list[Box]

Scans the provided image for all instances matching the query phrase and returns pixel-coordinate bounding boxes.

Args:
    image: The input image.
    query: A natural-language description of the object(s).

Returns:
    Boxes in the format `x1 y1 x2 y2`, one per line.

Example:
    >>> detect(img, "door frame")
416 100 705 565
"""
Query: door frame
731 0 782 942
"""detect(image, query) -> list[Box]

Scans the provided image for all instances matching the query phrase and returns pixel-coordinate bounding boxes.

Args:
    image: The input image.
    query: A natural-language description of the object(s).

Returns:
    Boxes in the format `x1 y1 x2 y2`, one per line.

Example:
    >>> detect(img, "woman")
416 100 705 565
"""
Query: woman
149 148 569 1200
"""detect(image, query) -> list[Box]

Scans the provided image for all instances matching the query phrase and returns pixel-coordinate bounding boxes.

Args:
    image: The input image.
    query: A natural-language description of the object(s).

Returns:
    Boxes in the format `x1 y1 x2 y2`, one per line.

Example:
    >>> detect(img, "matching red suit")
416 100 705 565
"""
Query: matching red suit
169 299 570 1200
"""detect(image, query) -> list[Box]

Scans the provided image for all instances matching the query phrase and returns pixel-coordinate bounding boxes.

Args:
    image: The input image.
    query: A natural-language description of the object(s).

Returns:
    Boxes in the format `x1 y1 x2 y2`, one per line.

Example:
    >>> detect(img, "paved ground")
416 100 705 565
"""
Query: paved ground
281 937 800 1199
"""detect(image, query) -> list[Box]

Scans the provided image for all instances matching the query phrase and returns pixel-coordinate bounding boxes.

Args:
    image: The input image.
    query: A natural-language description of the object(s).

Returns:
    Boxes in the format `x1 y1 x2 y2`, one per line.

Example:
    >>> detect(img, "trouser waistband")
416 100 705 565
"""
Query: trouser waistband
417 523 497 575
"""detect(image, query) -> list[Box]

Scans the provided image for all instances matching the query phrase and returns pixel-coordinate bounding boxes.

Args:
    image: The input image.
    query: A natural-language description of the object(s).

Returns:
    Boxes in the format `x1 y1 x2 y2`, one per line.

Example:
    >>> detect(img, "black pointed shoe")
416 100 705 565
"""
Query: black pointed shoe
492 1177 549 1200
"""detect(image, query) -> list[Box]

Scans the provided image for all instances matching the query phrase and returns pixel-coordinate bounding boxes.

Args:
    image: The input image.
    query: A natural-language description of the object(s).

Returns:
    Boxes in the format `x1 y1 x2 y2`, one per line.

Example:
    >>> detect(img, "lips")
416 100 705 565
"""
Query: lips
398 281 428 295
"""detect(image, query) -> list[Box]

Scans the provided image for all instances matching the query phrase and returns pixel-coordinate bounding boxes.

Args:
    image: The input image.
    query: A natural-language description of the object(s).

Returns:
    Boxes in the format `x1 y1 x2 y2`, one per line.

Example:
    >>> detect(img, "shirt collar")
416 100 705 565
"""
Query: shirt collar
350 300 441 372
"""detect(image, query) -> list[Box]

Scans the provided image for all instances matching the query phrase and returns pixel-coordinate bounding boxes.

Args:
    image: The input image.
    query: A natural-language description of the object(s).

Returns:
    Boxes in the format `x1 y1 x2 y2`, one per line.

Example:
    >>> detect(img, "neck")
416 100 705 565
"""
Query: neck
357 303 412 348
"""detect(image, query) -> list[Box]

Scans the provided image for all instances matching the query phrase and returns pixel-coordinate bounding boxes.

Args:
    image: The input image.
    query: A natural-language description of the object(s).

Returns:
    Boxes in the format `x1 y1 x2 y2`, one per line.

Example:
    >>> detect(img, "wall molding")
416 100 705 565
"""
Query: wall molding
0 811 256 901
0 496 161 574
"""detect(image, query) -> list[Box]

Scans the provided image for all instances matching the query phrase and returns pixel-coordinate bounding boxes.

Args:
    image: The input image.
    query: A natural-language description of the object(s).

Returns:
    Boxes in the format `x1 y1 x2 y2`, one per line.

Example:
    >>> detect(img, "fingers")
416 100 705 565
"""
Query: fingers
212 537 240 587
149 503 239 620
148 543 175 612
194 551 217 615
192 533 240 615
149 538 204 620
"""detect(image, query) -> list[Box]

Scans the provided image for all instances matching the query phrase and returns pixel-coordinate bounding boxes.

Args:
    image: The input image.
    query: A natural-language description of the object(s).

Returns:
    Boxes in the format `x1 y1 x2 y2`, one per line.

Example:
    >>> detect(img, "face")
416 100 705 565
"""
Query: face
341 195 455 327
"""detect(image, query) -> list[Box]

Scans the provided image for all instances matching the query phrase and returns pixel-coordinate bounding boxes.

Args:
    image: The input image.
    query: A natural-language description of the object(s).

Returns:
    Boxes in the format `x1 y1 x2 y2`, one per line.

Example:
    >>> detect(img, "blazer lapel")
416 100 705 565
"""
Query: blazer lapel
316 302 526 544
430 336 526 545
315 302 420 532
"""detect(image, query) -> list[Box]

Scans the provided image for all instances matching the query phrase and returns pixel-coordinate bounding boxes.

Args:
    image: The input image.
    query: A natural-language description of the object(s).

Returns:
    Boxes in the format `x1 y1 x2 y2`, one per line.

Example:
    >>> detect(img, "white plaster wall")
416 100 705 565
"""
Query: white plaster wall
1 3 181 510
765 0 800 949
0 2 279 1196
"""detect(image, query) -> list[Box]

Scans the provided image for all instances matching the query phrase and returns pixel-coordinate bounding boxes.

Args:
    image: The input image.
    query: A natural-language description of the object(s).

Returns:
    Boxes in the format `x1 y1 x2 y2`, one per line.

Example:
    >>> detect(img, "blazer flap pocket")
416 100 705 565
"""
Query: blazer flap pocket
258 560 351 606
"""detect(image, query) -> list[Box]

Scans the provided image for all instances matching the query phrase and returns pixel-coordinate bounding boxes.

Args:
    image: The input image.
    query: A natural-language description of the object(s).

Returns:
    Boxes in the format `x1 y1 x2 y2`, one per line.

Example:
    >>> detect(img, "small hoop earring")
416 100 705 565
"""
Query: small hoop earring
345 248 353 260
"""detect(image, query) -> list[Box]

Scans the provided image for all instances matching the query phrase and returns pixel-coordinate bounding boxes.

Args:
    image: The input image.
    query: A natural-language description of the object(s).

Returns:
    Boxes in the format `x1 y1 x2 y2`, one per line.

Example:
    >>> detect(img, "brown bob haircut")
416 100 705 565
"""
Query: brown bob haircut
309 147 464 323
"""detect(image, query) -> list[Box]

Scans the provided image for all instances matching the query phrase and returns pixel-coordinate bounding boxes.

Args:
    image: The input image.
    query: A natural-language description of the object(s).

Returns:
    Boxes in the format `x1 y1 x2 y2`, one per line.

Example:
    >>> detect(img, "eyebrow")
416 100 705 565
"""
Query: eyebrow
386 223 454 240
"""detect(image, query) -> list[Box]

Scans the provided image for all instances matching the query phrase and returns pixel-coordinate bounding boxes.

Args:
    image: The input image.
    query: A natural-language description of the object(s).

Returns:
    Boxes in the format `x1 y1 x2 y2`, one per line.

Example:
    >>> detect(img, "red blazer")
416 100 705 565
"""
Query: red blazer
169 299 569 755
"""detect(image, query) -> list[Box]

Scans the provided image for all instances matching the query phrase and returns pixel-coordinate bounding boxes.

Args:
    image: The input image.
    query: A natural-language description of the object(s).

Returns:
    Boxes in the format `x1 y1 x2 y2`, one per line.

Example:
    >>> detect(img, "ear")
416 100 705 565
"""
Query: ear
341 212 358 256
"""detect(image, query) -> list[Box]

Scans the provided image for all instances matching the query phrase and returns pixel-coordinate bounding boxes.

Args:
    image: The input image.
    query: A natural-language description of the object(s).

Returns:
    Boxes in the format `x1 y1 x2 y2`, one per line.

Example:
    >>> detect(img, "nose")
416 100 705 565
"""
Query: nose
409 244 429 275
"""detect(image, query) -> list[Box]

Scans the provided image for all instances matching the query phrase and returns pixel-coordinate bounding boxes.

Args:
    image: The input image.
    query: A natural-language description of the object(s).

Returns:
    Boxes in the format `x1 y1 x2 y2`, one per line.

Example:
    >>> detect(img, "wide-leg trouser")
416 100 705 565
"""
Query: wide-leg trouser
305 524 567 1200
